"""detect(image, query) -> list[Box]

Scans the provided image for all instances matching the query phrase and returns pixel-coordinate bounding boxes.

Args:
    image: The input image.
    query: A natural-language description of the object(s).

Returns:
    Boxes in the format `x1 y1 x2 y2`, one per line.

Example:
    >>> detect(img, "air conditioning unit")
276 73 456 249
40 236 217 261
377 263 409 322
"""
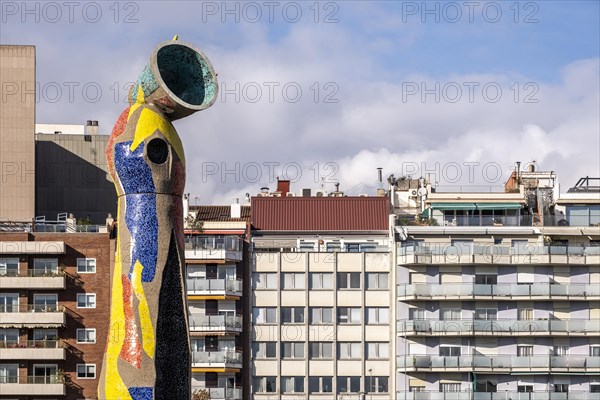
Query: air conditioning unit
359 194 368 197
410 190 418 197
316 190 327 197
286 192 295 197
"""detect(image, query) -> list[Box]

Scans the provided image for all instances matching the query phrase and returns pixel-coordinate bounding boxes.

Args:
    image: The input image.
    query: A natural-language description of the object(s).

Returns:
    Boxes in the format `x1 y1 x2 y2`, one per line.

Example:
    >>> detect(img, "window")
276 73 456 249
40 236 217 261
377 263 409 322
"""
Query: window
77 293 96 308
0 258 19 276
326 241 341 252
33 364 58 383
253 307 277 324
281 342 304 358
337 376 360 393
554 384 569 393
338 342 361 359
346 243 360 252
310 307 333 324
33 329 58 346
365 376 388 393
591 384 600 393
76 364 96 379
76 328 96 343
440 308 461 321
0 294 18 313
366 342 389 359
77 258 96 273
475 308 498 320
281 307 304 324
254 376 276 393
337 307 361 324
309 342 333 359
0 329 18 346
591 346 600 357
554 345 569 356
475 274 497 284
33 259 58 276
476 380 498 393
337 272 361 289
309 376 332 393
366 307 389 324
440 383 461 392
253 273 277 289
409 308 425 320
253 342 276 358
281 376 304 393
0 364 18 383
518 308 534 320
298 241 315 251
33 294 57 312
366 272 388 289
517 345 533 357
440 346 461 356
309 273 333 289
282 273 305 289
518 385 533 393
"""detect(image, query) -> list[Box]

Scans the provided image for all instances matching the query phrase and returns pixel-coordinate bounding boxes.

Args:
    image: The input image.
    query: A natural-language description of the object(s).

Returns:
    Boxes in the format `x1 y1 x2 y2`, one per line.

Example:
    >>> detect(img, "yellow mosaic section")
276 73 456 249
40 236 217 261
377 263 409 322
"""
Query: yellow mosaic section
132 260 155 359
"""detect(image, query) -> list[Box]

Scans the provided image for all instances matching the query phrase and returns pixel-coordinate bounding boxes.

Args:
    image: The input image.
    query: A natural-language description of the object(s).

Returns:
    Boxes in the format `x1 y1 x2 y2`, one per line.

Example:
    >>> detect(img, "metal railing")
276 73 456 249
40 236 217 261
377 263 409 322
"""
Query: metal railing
0 304 65 313
0 339 62 349
0 269 64 278
397 283 600 299
395 391 599 400
397 355 600 371
186 278 242 294
191 350 242 366
185 236 242 252
397 319 600 335
398 243 600 257
26 375 64 384
189 315 242 331
192 387 242 400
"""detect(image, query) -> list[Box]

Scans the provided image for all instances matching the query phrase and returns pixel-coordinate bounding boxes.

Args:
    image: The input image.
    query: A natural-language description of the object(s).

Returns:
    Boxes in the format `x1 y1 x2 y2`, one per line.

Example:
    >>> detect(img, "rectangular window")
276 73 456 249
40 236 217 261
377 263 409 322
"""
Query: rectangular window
338 342 361 359
252 342 276 359
553 345 569 356
281 376 304 393
281 342 304 358
309 376 333 393
366 272 389 289
0 294 18 313
554 384 569 393
517 345 533 357
309 342 333 359
590 384 600 393
365 376 389 393
439 346 461 356
298 241 315 251
33 329 58 346
253 272 277 289
282 273 305 289
590 346 600 357
254 376 276 393
366 342 389 359
0 258 19 276
309 273 333 289
518 386 533 393
475 274 497 284
337 272 361 289
337 376 361 393
76 364 96 379
33 294 58 312
77 258 96 274
0 364 18 383
253 307 277 324
409 308 425 320
366 307 389 324
440 383 461 392
475 308 498 320
0 329 18 347
440 308 461 321
518 308 534 320
281 307 304 324
33 259 58 276
77 293 96 308
310 307 333 324
337 307 361 324
325 241 341 252
76 328 96 344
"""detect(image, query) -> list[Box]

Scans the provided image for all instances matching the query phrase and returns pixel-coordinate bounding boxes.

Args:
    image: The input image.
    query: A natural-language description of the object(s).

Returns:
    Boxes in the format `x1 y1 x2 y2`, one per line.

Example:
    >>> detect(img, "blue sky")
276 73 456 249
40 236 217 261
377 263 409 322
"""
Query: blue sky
2 1 599 203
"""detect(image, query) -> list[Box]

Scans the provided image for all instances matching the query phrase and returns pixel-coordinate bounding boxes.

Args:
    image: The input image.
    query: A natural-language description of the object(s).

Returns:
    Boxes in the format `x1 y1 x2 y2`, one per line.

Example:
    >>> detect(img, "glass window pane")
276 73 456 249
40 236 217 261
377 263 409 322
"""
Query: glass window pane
295 273 304 289
379 273 388 288
322 273 332 289
350 273 360 288
323 343 332 358
323 308 332 323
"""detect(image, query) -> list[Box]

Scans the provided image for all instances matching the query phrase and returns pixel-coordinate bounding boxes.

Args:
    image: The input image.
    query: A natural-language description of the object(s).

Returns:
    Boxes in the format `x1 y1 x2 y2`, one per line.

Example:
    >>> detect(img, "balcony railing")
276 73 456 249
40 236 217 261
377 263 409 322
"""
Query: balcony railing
185 236 243 261
398 243 600 264
187 278 242 296
0 269 66 289
189 315 243 333
0 375 66 396
397 319 600 336
397 283 600 300
397 355 600 372
395 391 600 400
0 339 63 349
0 305 66 327
192 387 242 400
191 350 242 367
0 304 65 313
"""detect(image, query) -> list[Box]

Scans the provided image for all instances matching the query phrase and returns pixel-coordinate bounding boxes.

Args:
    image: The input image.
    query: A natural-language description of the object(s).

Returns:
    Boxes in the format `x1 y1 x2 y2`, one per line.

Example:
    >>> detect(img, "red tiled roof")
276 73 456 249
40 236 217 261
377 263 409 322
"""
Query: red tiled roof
191 205 250 222
251 197 390 231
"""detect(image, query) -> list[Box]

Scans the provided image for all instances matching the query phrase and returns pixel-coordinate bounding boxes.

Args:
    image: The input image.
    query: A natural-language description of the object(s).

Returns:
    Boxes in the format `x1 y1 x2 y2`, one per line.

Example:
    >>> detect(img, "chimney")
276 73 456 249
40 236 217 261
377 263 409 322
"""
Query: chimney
276 179 290 196
85 120 99 136
231 198 241 219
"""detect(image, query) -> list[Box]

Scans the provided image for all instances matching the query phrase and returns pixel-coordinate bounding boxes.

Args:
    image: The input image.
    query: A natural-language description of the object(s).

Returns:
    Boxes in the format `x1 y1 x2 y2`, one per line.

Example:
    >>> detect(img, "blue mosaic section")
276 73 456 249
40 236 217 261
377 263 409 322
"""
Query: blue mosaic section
132 64 159 102
129 386 153 400
114 141 158 282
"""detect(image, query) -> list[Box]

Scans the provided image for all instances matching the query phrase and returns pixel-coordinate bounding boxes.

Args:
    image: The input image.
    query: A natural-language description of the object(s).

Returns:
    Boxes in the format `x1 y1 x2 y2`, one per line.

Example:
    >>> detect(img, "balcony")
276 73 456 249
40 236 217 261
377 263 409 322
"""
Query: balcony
191 350 242 369
189 315 243 334
187 278 242 298
397 355 600 372
394 392 600 400
185 236 243 262
397 283 600 301
397 243 600 265
397 319 600 336
0 269 66 289
0 305 66 327
0 376 65 396
0 340 65 360
192 387 242 400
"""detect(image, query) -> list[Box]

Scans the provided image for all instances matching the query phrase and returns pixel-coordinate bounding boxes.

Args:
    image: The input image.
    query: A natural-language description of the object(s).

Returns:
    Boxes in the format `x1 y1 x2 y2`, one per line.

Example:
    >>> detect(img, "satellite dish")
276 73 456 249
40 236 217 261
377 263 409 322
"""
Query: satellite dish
417 187 428 197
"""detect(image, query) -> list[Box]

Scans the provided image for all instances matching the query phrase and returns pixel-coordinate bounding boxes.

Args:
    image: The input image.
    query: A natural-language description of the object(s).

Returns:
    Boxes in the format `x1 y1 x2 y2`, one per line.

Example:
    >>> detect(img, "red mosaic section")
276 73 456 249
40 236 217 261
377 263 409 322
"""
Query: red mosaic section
106 108 131 180
119 274 142 369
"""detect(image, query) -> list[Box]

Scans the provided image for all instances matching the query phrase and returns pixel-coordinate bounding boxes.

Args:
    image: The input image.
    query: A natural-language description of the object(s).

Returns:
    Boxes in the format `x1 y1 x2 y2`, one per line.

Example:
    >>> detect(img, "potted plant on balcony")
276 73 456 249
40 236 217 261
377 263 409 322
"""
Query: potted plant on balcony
192 388 211 400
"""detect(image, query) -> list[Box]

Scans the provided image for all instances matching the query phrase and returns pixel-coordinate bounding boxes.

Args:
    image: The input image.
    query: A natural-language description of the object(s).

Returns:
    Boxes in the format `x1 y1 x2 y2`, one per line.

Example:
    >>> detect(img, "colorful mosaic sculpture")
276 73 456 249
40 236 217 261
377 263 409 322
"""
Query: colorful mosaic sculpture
99 37 218 400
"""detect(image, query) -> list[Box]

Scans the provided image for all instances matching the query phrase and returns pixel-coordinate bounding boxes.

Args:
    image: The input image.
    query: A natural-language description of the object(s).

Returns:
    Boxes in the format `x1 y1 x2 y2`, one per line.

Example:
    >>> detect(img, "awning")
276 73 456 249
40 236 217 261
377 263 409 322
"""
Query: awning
420 208 430 218
475 202 523 210
430 203 476 210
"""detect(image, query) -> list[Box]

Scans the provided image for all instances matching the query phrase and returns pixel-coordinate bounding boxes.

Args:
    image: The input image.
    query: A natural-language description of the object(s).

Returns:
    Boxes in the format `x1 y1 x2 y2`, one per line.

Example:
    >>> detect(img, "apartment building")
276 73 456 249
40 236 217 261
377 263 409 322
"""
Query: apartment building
392 168 600 399
185 204 251 400
0 220 113 399
250 183 395 399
